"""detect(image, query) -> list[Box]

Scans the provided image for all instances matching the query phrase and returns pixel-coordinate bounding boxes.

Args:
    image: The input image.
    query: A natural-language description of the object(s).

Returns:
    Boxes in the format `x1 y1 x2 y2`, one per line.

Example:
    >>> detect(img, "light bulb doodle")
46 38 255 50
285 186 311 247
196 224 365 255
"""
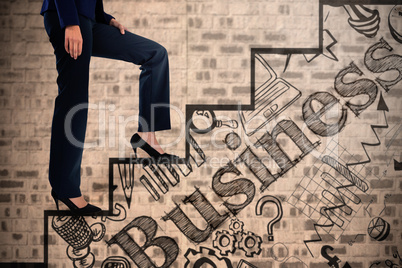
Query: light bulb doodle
255 195 283 242
343 5 380 38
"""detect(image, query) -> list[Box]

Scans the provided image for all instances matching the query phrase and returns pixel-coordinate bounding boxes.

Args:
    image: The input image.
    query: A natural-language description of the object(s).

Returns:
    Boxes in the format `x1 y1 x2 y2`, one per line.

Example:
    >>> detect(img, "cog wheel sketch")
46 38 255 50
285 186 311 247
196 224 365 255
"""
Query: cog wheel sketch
184 247 233 268
212 230 236 256
238 231 262 257
229 218 244 234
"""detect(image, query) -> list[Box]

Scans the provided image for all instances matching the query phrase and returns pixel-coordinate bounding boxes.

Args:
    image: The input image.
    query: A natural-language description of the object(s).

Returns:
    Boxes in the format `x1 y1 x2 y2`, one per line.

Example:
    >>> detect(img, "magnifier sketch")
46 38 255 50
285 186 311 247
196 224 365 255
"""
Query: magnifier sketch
189 110 238 134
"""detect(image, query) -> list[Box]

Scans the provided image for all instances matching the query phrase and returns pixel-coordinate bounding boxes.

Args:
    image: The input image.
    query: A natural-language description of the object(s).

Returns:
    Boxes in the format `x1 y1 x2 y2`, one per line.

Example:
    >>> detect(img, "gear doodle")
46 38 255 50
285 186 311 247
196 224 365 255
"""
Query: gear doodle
229 218 244 234
212 230 237 256
184 247 233 268
238 231 262 257
233 232 243 249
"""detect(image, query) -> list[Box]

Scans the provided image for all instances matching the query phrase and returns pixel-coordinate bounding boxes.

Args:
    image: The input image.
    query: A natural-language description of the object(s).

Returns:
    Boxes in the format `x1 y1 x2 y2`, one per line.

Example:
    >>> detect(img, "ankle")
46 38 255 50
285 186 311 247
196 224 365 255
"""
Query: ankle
69 196 88 209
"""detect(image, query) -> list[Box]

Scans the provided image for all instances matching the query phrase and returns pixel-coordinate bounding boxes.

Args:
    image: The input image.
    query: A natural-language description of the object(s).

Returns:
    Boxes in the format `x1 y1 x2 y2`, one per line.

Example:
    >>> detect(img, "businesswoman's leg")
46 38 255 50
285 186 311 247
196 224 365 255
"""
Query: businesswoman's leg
44 11 93 201
91 22 172 154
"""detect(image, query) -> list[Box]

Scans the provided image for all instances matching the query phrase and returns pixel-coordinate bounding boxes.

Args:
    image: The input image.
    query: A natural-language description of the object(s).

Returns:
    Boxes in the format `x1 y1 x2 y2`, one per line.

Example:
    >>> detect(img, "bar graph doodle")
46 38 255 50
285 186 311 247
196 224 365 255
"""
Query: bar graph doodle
288 138 383 257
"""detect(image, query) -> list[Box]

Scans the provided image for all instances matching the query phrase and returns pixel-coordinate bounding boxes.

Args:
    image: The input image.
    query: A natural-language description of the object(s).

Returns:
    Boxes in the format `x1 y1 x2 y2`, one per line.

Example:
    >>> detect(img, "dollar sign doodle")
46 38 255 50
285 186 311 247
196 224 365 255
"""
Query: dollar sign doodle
321 245 341 268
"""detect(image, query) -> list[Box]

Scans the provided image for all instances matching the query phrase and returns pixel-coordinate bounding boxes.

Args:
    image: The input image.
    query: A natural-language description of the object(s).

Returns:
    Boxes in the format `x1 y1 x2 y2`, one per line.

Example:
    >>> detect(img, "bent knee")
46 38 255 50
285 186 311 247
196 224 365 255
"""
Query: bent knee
155 45 168 59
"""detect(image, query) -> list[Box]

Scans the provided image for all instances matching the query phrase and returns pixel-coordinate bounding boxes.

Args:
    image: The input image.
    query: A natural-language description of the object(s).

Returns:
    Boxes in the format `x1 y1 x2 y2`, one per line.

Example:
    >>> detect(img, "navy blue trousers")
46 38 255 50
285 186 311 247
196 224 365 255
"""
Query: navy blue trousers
44 11 171 198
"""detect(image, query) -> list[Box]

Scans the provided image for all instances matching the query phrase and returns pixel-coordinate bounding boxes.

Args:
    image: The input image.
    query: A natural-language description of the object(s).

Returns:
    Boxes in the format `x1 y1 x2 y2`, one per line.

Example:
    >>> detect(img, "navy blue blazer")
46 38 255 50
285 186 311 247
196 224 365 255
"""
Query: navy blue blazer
40 0 114 29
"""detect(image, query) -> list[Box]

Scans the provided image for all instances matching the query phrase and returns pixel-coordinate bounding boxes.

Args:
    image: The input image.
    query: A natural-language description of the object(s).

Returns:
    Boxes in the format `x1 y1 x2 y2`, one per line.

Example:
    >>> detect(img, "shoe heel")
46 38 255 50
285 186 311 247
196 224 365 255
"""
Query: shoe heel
52 195 60 211
133 147 137 158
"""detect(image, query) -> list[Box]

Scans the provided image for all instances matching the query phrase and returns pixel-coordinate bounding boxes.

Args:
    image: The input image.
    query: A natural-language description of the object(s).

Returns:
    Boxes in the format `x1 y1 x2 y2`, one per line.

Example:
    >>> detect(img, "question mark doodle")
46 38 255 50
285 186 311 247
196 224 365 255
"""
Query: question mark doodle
255 195 283 242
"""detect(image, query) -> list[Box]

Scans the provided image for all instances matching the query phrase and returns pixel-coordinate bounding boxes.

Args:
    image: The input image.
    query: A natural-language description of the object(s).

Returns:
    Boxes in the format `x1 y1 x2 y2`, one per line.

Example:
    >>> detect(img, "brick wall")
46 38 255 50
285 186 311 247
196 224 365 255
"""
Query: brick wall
0 0 401 267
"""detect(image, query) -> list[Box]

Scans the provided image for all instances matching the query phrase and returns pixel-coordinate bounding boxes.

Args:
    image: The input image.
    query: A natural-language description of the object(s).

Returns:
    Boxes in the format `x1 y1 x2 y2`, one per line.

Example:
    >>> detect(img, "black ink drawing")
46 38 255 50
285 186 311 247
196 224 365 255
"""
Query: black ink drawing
287 138 383 257
394 159 402 171
52 216 93 250
101 256 131 268
334 61 378 117
117 160 135 209
302 91 348 137
224 132 242 151
379 194 392 216
90 222 106 242
237 232 263 258
237 259 258 268
212 218 262 258
190 110 238 134
52 216 106 267
303 29 338 63
343 5 380 38
184 247 233 268
255 195 283 242
368 217 391 241
111 156 187 201
348 233 365 246
234 120 319 192
270 242 288 262
378 93 389 112
239 53 301 137
389 5 402 43
106 216 179 268
393 250 402 264
33 1 401 267
162 187 230 243
321 245 351 268
213 230 236 256
364 38 402 93
328 3 380 38
282 256 309 267
369 249 402 268
92 202 127 222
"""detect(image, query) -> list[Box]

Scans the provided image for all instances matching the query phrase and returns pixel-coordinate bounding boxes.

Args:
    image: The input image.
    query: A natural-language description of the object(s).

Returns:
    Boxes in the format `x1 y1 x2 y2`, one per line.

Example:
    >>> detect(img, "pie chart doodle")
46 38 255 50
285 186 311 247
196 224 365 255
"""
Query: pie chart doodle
367 217 390 241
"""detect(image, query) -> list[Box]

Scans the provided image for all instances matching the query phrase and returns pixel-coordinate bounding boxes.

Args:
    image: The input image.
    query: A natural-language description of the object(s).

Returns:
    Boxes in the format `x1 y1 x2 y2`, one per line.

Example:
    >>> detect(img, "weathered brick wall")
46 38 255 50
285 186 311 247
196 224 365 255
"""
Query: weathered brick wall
0 0 401 267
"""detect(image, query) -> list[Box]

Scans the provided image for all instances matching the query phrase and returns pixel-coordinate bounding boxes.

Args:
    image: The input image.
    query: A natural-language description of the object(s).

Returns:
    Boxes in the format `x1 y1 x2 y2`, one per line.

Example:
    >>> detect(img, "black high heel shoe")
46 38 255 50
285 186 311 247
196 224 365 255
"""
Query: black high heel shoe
130 133 179 162
51 190 102 216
